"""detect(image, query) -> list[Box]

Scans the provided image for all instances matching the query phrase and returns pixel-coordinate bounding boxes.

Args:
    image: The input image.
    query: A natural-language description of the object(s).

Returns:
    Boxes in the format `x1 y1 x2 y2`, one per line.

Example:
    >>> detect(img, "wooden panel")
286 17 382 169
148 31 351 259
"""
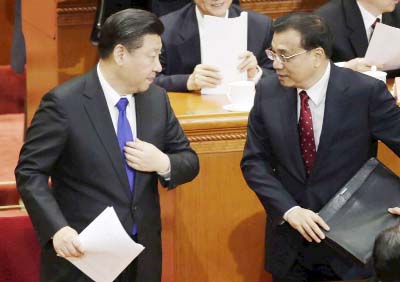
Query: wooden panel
23 0 98 124
0 0 15 65
241 0 327 18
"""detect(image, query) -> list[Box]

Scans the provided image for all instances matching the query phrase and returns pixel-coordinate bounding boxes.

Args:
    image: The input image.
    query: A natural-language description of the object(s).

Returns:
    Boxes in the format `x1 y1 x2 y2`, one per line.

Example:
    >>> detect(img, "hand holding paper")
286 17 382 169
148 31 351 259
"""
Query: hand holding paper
66 207 144 282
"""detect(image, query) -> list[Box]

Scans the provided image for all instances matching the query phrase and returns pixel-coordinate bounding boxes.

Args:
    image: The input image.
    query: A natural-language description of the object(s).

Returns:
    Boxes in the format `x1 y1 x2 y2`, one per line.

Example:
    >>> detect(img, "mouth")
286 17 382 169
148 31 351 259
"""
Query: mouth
210 2 224 8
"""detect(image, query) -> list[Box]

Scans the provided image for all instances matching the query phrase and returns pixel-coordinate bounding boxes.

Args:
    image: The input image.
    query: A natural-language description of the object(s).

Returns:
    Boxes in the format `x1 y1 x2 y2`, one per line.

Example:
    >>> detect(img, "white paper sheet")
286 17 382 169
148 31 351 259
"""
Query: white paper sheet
365 23 400 71
66 207 144 282
201 12 248 95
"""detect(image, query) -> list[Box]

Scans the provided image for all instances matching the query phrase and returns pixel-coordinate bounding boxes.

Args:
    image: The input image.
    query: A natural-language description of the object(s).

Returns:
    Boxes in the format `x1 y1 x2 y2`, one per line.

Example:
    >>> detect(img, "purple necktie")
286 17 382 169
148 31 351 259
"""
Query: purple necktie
116 98 137 234
298 91 316 175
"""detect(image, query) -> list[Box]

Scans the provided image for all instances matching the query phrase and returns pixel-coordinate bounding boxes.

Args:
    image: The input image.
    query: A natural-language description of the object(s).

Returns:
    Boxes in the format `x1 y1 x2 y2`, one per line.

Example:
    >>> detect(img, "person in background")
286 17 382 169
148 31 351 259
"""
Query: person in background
16 9 199 282
154 0 273 92
316 0 400 76
241 12 400 281
368 224 400 282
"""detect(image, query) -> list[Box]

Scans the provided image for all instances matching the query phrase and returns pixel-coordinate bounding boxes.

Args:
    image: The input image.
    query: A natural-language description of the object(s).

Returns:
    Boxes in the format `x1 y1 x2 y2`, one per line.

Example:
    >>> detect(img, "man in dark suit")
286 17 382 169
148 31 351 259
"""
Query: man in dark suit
154 0 273 92
316 0 400 74
15 9 199 282
241 12 400 281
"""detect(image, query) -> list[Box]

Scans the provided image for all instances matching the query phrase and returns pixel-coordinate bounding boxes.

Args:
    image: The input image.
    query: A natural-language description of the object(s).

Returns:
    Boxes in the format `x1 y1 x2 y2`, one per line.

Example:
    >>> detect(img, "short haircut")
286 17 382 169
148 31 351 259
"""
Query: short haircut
273 12 333 58
373 224 400 282
98 8 164 59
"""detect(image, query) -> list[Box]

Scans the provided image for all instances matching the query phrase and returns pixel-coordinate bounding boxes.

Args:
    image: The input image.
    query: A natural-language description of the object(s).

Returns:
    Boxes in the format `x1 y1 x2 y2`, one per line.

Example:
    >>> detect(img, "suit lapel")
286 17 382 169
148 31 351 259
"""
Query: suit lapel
310 65 348 178
343 0 369 57
82 68 132 198
279 87 307 182
133 91 153 201
177 5 201 71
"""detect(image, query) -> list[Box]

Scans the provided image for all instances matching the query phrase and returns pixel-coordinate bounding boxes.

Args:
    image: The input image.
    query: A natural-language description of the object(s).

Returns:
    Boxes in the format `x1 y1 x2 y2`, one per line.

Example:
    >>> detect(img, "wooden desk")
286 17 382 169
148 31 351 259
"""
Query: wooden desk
161 84 400 282
160 92 271 282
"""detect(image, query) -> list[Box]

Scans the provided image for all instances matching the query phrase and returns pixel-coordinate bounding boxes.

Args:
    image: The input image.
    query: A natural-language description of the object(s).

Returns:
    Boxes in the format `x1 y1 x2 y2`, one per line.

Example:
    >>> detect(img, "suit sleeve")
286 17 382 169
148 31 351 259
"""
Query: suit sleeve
15 92 69 247
159 90 199 188
369 80 400 155
241 82 298 224
154 42 191 92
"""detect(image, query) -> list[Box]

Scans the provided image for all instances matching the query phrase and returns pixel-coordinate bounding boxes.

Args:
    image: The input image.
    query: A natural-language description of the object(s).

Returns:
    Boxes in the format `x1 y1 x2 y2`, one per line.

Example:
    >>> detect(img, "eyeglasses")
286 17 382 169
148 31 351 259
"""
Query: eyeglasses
265 48 309 64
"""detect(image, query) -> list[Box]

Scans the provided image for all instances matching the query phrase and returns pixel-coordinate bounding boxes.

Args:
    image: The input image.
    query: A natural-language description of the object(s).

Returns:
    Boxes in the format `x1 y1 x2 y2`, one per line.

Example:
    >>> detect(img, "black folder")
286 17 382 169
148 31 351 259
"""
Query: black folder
319 158 400 264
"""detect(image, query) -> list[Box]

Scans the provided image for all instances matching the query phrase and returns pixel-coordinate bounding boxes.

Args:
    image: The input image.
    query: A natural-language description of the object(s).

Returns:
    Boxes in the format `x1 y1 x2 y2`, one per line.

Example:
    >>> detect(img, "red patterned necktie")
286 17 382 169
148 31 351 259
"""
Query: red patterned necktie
298 91 316 175
371 18 380 30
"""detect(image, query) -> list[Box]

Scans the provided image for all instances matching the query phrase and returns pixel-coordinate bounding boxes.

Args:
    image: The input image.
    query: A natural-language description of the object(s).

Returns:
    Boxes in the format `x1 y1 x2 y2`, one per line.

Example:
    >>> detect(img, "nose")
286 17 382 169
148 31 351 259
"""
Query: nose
272 59 283 70
154 56 162 73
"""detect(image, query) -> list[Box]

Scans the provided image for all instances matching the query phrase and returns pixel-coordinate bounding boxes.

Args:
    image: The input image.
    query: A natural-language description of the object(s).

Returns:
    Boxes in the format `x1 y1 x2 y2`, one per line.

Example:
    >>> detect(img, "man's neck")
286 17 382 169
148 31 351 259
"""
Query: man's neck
98 60 132 95
300 60 329 90
357 0 382 17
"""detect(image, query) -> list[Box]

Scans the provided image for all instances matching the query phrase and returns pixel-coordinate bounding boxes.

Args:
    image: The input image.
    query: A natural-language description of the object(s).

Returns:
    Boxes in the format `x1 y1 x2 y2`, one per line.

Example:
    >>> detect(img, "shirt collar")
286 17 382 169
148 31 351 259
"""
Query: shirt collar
297 63 331 106
357 1 382 30
195 5 229 30
97 63 133 108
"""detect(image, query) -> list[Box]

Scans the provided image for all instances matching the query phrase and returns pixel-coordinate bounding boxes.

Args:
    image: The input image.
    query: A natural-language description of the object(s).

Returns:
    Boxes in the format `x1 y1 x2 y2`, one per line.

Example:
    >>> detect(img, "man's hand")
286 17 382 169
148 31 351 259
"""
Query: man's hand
388 207 400 215
53 226 84 258
187 64 222 91
238 51 258 79
124 138 170 173
286 207 330 243
343 57 383 73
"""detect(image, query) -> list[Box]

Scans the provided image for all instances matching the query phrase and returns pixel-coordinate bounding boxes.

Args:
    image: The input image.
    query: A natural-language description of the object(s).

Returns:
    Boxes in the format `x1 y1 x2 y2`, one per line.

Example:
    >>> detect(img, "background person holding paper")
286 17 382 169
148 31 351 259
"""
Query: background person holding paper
154 0 274 92
316 0 400 75
15 9 199 282
241 12 400 281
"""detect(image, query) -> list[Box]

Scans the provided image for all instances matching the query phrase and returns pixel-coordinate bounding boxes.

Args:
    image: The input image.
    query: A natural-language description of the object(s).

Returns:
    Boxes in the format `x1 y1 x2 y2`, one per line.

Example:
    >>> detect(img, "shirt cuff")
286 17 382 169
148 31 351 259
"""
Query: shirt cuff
335 62 346 68
249 65 262 84
283 206 301 221
157 161 171 181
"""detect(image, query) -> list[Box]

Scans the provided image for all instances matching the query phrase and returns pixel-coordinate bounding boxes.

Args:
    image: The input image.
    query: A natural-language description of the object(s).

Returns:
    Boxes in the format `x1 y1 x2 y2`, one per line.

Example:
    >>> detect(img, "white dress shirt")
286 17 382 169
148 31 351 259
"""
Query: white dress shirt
357 1 382 41
195 6 262 83
296 63 331 149
97 64 137 137
283 63 331 221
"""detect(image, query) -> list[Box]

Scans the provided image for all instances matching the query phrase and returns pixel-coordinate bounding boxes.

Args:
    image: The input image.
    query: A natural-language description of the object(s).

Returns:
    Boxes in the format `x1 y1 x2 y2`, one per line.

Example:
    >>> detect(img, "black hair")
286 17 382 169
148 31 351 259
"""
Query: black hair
98 8 164 59
373 224 400 282
273 12 333 58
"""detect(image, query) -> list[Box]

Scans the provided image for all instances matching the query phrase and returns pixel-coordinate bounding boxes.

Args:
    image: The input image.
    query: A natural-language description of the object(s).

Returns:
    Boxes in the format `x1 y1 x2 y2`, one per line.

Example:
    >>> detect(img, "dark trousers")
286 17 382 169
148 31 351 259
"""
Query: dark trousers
273 241 341 282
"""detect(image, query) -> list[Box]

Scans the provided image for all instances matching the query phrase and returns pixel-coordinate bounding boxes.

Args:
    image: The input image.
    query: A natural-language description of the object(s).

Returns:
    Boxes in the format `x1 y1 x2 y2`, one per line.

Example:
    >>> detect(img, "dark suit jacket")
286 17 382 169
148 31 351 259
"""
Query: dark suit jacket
241 64 400 279
15 68 199 282
154 3 273 92
316 0 400 76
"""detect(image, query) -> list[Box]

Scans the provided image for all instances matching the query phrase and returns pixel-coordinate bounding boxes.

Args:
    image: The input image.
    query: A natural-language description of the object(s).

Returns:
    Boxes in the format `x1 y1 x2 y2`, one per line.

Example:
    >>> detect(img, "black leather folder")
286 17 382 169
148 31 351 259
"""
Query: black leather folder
319 158 400 264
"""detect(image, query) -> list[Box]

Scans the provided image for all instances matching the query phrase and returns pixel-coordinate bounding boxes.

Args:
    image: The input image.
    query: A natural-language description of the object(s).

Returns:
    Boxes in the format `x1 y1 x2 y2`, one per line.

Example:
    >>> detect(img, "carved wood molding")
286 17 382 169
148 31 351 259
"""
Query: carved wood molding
241 0 327 18
57 0 97 26
187 131 247 153
190 139 246 154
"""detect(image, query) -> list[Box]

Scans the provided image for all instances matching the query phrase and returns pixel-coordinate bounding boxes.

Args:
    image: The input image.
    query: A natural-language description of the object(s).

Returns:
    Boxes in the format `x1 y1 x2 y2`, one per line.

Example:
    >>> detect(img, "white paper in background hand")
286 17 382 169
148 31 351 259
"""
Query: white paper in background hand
66 207 144 282
365 23 400 71
201 12 248 95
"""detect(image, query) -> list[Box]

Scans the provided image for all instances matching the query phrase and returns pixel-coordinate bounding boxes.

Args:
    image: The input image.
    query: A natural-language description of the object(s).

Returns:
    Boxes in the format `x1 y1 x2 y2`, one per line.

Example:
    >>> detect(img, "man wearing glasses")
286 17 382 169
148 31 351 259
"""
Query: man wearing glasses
241 12 400 282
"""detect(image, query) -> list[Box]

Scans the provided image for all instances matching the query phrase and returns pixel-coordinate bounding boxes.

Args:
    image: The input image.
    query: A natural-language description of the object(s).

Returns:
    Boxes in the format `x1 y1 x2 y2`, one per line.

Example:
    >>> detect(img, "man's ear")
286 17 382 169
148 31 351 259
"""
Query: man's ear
113 44 126 66
312 47 326 68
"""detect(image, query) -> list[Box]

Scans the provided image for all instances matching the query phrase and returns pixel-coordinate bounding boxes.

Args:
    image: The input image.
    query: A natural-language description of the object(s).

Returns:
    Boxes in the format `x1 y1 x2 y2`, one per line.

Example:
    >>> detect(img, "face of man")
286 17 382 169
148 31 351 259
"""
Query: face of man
120 34 162 93
194 0 233 17
271 29 324 90
361 0 398 14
